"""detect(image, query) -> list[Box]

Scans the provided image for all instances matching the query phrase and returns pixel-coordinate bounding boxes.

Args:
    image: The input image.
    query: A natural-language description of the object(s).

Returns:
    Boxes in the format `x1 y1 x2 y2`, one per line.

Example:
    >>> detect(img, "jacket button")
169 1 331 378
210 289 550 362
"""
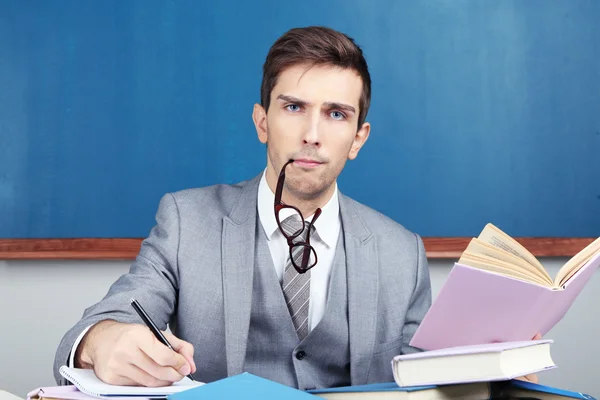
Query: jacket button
296 350 306 360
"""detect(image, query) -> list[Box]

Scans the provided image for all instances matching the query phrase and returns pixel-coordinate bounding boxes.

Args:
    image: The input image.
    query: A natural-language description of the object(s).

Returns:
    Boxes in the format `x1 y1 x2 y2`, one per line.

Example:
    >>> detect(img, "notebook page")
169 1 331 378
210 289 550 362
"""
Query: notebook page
59 367 203 398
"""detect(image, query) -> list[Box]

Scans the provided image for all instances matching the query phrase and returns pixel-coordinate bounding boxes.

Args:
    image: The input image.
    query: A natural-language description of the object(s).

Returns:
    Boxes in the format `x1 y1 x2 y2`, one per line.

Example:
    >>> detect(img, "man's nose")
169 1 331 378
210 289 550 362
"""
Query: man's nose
302 114 321 147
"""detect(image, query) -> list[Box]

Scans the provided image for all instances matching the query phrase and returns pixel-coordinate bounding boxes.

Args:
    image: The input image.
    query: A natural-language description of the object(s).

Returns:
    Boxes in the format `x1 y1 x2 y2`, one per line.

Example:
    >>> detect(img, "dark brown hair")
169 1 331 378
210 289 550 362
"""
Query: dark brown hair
260 26 371 128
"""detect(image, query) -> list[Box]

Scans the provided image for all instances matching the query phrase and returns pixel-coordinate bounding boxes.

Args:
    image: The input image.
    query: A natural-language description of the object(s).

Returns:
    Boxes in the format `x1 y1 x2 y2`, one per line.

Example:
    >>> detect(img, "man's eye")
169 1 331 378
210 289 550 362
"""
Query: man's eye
330 111 346 120
286 104 300 112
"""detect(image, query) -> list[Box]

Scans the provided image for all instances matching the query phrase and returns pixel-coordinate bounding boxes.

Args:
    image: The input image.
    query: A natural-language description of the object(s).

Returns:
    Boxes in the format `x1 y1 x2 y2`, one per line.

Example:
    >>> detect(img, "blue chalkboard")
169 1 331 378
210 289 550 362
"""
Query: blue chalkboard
1 0 599 238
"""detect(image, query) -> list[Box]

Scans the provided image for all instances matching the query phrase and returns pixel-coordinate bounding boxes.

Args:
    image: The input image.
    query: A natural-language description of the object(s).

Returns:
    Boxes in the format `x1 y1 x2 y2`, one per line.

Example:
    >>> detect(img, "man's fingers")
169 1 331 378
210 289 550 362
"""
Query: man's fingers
524 373 539 384
164 332 196 373
131 348 186 383
139 335 191 376
119 363 173 387
95 365 135 386
88 322 195 387
95 363 171 387
515 373 539 384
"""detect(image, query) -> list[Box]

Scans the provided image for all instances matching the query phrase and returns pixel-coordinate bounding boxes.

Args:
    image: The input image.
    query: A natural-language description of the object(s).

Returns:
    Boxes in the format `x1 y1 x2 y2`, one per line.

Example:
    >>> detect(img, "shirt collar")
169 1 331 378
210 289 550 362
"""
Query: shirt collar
257 169 340 248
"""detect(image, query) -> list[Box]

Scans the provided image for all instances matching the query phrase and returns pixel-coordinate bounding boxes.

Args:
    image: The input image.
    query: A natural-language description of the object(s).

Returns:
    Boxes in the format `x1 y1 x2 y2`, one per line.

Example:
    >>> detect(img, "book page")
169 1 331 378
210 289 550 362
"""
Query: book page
477 223 546 273
556 237 600 287
458 254 551 287
464 238 552 285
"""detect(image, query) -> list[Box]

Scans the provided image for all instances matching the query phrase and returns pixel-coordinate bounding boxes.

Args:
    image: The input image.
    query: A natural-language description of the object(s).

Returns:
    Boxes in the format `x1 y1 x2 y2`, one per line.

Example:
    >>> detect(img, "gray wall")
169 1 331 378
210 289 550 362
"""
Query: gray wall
1 258 598 397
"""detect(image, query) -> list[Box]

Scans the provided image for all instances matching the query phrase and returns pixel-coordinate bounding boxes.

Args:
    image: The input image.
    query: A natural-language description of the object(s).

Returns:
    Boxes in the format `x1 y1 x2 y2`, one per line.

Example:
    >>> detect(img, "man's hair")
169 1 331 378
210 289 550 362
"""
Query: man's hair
260 26 371 128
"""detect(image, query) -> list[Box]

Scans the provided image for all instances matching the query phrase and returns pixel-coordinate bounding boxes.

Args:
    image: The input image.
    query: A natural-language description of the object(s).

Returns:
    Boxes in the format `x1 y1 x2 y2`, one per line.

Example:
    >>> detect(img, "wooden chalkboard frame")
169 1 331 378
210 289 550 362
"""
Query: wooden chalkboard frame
0 238 593 260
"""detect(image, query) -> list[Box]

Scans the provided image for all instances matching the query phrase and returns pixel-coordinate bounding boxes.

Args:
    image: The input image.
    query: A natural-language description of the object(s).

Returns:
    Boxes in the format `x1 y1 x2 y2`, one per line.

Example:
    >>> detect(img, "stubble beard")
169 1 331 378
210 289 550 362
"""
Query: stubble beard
268 150 332 202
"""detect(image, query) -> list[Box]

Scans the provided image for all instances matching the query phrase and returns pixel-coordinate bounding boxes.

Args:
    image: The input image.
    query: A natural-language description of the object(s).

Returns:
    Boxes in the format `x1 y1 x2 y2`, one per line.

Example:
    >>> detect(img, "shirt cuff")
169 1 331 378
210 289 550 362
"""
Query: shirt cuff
68 324 94 368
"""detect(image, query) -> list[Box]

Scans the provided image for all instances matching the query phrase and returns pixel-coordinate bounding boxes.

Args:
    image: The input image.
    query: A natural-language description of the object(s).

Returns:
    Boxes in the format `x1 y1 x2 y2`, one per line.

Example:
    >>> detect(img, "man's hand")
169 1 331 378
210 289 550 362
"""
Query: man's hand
75 320 197 387
514 333 543 384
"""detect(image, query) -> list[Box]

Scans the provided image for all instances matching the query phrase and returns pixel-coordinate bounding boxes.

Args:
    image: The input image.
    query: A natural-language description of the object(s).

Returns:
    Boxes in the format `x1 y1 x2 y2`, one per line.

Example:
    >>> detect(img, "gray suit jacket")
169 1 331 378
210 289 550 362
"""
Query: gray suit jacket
54 173 431 386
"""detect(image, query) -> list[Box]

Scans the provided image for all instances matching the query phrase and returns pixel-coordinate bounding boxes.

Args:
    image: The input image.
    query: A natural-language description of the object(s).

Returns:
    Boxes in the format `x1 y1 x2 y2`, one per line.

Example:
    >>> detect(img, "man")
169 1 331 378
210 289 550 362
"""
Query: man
53 26 432 390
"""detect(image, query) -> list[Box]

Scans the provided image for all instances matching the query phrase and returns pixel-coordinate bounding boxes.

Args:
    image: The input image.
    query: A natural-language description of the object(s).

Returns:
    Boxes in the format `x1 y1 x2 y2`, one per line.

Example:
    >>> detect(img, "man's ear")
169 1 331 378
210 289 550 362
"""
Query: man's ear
348 122 370 160
253 103 268 144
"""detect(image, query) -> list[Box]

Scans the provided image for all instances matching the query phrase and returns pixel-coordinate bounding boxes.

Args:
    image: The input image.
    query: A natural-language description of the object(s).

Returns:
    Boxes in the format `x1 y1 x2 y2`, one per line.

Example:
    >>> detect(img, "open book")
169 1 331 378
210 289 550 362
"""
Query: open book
458 223 600 289
410 223 600 351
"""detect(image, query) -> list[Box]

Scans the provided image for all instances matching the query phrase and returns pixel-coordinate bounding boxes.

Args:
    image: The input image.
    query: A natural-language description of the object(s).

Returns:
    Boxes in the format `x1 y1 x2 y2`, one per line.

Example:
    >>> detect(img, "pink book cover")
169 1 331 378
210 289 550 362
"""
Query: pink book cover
27 386 151 400
409 253 600 351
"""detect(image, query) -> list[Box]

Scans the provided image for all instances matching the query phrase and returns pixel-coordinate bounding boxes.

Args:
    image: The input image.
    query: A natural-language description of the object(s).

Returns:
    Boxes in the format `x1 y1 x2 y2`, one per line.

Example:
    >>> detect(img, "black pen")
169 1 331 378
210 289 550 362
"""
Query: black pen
130 297 195 381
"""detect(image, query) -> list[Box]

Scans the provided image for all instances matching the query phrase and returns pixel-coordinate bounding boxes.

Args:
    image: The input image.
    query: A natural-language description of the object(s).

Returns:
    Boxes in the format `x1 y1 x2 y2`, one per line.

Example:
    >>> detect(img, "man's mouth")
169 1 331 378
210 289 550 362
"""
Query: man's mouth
293 159 322 168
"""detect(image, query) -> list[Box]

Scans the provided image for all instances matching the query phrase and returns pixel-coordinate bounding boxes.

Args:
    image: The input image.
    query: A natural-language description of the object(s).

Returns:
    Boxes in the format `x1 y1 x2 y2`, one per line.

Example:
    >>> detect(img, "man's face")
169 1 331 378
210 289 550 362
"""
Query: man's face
253 63 370 201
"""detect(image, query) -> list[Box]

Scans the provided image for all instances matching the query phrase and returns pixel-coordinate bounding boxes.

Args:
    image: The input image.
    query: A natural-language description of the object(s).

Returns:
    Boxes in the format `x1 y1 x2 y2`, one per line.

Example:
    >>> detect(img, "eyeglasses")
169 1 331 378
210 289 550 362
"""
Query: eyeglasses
274 159 322 274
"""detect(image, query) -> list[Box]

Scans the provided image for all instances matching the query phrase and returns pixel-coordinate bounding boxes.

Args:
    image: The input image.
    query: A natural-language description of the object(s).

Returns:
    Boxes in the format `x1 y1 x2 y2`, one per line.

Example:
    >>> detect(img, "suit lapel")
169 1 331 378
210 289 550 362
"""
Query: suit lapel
339 194 379 385
222 174 261 376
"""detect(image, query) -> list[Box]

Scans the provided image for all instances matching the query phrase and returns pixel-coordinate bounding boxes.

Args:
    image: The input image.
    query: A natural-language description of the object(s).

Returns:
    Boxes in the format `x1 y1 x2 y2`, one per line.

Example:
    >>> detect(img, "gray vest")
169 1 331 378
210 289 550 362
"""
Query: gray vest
244 221 351 390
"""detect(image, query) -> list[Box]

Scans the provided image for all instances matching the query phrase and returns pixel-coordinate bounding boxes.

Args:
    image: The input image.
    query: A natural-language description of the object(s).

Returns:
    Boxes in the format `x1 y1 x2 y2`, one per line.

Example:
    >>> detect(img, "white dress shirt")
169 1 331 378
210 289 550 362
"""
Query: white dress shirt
69 170 341 366
256 170 341 331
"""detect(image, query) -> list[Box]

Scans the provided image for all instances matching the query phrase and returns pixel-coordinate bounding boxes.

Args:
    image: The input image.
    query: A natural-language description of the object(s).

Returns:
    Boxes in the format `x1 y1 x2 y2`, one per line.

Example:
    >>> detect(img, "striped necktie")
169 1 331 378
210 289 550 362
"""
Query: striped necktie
280 216 314 340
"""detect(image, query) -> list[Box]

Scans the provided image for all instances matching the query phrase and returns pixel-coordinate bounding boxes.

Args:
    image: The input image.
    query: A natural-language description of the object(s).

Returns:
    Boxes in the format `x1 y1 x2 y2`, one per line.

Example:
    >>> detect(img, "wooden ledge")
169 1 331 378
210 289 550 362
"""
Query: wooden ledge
0 238 143 260
0 237 595 260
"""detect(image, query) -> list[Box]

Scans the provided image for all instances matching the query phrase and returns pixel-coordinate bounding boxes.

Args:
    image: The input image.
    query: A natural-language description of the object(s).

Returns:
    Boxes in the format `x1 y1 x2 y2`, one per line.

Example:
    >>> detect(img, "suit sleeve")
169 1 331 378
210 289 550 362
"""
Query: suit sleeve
400 233 432 354
53 193 181 384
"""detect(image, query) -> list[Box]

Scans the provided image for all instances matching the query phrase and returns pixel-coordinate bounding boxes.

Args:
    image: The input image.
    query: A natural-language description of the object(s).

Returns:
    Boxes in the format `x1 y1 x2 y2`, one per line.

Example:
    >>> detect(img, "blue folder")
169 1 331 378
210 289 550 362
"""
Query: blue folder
167 372 314 399
308 380 597 399
308 381 439 394
167 373 596 400
504 380 596 399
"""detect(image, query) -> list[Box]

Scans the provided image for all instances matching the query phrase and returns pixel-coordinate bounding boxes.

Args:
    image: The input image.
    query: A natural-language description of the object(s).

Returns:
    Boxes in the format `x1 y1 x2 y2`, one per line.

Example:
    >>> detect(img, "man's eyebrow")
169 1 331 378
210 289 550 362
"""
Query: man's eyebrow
324 102 356 114
277 94 309 105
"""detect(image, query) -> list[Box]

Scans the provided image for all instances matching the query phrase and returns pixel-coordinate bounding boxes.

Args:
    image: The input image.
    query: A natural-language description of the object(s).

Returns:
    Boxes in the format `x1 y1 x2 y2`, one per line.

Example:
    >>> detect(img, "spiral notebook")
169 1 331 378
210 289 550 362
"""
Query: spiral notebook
59 367 203 399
